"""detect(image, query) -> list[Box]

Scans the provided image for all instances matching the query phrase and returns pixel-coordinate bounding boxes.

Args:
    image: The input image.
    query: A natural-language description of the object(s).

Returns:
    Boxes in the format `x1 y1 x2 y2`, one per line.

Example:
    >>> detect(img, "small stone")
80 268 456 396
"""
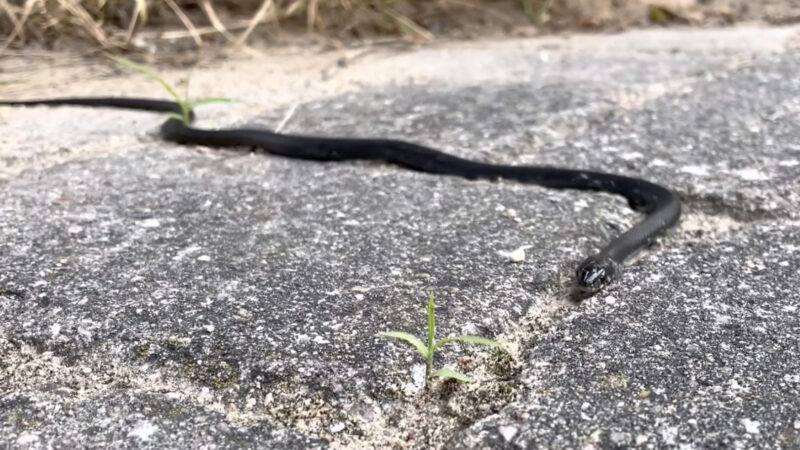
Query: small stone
16 434 39 445
610 431 628 444
411 364 427 391
733 168 769 181
680 165 709 176
498 246 530 263
329 422 346 433
128 421 158 441
498 425 518 442
139 218 160 228
741 418 760 434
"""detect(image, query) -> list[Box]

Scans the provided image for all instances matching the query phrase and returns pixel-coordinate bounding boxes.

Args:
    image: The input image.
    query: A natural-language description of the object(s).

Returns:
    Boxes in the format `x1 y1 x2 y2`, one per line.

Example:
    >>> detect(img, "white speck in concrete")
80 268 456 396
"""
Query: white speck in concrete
329 422 346 433
610 431 628 444
138 218 160 228
649 158 669 167
620 151 643 160
573 199 589 212
16 434 39 445
197 255 211 262
50 323 61 337
660 426 679 445
740 418 760 434
498 425 518 442
409 364 427 392
498 245 530 263
173 245 202 261
680 165 709 176
128 420 158 441
733 168 769 181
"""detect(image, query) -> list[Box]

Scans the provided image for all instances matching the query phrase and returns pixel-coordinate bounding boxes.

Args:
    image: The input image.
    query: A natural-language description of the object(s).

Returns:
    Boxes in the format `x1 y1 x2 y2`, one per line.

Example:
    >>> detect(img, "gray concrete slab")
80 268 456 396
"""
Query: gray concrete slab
1 25 799 448
452 220 800 449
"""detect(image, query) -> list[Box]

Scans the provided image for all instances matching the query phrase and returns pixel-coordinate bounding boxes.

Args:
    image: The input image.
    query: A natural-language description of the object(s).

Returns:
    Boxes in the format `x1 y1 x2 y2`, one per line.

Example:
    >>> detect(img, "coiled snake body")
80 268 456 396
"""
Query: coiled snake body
0 97 681 298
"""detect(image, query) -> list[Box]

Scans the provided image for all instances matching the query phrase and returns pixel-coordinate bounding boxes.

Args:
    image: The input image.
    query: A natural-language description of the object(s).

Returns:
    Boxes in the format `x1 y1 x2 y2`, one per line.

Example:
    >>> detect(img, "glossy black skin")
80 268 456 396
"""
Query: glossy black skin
574 254 621 299
0 97 681 299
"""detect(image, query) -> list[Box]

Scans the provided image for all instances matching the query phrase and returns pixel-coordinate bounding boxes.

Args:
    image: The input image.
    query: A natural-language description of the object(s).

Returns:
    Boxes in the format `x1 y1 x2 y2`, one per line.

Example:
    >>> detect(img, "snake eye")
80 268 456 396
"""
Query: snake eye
574 255 619 299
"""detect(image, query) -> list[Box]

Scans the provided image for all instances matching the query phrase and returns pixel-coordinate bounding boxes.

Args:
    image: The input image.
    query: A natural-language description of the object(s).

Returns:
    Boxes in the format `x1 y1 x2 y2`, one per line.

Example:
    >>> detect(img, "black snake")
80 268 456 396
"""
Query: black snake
0 97 681 298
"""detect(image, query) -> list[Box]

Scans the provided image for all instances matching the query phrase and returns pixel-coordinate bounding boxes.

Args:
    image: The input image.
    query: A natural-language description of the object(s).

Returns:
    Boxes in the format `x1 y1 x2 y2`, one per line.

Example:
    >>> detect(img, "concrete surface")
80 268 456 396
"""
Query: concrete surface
1 25 799 448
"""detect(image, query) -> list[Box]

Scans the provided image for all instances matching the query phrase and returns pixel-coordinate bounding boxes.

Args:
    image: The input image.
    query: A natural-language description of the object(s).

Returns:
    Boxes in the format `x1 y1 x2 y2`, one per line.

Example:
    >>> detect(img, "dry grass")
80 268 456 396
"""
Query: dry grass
0 1 798 56
0 0 543 52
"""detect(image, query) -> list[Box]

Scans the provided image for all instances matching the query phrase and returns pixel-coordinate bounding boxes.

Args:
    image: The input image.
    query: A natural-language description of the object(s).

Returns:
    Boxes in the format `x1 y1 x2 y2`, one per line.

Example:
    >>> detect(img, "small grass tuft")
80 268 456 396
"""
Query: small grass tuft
380 292 508 388
109 55 234 123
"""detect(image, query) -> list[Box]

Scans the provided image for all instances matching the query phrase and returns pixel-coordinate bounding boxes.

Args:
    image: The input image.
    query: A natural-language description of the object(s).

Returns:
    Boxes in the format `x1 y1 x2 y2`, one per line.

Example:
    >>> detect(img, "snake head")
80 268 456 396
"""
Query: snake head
573 255 619 300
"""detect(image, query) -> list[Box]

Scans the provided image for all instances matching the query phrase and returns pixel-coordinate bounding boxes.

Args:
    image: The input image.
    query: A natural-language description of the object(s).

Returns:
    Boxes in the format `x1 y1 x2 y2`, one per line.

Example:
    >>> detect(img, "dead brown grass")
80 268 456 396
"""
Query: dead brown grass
0 0 798 55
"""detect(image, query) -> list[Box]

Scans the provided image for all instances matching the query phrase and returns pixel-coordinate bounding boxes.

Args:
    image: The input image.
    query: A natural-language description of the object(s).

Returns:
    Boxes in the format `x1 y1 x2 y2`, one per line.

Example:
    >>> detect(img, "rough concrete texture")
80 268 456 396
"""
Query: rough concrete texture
1 25 800 448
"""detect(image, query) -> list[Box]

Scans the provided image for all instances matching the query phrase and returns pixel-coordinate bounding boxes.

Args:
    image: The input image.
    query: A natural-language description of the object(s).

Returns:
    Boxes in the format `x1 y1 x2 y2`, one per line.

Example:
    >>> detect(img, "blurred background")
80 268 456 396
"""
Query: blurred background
1 0 799 56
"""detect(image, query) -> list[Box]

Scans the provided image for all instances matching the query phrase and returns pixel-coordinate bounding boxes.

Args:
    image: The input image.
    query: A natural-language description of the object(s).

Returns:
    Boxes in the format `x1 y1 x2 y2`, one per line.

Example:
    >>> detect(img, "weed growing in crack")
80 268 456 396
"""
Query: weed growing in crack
110 55 234 124
380 292 508 388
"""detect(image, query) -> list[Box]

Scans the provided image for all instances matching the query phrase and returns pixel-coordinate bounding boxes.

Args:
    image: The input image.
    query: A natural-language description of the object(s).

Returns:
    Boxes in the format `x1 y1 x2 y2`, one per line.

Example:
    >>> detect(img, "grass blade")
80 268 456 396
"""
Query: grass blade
435 335 506 352
426 292 435 353
380 331 428 359
433 369 471 383
190 97 238 108
109 55 190 123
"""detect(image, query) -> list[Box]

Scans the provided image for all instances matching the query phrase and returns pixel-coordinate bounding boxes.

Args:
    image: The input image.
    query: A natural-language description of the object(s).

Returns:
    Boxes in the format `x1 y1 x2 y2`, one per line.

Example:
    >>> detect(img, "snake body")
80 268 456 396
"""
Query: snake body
0 97 681 298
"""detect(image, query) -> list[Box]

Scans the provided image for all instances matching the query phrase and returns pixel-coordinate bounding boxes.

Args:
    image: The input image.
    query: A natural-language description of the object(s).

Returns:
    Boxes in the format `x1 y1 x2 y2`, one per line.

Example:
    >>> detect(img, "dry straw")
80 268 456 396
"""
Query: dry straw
0 1 733 55
0 0 589 54
0 0 478 52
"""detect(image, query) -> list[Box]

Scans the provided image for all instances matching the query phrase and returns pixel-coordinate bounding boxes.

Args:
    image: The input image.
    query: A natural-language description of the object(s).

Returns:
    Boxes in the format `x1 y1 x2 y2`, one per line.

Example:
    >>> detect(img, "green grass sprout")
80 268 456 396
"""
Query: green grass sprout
108 55 235 124
380 293 507 387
